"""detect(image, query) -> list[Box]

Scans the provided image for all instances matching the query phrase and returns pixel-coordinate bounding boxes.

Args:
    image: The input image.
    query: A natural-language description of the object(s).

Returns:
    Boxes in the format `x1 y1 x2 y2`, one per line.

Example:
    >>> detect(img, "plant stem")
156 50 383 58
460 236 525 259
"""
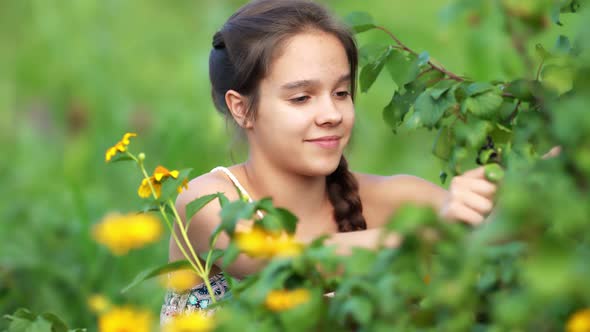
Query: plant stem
167 199 217 303
132 154 217 302
375 25 465 82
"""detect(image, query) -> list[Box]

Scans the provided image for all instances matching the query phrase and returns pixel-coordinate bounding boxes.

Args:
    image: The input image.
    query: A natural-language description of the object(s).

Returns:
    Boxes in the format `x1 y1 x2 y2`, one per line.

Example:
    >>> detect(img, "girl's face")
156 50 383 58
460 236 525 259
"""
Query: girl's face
248 30 354 176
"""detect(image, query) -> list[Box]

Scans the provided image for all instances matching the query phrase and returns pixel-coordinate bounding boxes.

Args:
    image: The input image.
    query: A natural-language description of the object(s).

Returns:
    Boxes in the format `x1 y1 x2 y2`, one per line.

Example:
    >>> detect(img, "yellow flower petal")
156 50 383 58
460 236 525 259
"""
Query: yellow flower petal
121 133 137 145
98 306 152 332
235 228 272 258
137 177 162 199
177 178 189 194
105 133 135 163
153 165 178 182
161 269 202 292
271 235 303 258
567 308 590 332
163 312 214 332
88 294 110 313
265 288 310 312
92 213 162 255
105 147 117 162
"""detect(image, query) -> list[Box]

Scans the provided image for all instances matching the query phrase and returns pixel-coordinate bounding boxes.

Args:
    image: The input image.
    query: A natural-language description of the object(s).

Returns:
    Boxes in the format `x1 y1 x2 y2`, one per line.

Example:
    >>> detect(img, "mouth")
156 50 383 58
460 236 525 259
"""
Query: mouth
305 136 342 149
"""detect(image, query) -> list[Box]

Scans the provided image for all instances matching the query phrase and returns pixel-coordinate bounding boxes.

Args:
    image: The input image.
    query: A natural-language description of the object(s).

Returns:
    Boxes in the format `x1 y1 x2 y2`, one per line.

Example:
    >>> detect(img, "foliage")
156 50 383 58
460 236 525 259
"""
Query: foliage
2 0 590 331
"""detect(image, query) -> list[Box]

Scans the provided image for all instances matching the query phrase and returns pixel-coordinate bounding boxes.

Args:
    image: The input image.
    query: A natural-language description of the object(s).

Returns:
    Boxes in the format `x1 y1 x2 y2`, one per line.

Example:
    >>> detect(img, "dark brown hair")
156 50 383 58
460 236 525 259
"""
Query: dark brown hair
209 0 366 232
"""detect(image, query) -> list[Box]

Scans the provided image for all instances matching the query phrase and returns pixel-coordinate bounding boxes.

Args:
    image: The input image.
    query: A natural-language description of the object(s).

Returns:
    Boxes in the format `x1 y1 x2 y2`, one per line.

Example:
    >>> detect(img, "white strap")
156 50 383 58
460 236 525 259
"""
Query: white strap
210 166 264 219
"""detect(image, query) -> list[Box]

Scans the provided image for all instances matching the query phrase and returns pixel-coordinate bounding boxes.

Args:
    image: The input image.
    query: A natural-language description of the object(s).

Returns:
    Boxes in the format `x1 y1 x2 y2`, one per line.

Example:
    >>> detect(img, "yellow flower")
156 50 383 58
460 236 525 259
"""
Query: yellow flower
160 269 202 292
235 228 302 259
105 133 137 162
265 288 311 312
567 308 590 332
138 165 185 199
98 306 152 332
137 177 162 199
92 213 162 255
271 235 303 258
163 313 214 332
235 227 272 258
177 178 189 194
88 294 110 313
154 165 179 181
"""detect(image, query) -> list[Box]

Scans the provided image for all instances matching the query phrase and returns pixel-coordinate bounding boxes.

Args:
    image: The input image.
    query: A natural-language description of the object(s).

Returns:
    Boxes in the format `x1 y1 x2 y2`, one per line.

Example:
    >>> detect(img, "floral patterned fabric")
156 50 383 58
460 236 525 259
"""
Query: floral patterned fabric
160 272 231 325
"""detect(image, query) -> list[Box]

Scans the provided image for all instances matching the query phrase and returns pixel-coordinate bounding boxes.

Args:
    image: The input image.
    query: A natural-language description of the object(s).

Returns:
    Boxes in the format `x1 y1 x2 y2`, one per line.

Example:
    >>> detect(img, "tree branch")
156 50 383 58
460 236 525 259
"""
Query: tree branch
375 25 465 82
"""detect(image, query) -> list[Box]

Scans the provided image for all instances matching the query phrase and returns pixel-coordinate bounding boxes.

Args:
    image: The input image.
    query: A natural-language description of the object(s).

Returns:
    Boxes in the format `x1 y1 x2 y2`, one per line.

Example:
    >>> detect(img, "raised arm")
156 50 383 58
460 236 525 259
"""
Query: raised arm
356 166 497 228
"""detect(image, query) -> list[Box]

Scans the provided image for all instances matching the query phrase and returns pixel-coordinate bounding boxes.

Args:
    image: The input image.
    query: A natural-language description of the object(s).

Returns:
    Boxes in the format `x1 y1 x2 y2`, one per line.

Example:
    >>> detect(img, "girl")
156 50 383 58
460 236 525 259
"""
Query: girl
160 0 497 323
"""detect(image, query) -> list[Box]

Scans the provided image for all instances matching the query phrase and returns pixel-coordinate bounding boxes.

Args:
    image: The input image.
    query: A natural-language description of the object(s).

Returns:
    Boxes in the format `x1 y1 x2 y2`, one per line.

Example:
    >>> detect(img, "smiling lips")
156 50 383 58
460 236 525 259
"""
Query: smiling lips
305 135 341 149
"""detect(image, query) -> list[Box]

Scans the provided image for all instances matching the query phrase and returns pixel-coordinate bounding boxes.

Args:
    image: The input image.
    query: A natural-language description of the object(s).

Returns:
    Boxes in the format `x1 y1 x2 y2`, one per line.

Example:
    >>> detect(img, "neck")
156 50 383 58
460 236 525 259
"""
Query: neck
239 155 330 223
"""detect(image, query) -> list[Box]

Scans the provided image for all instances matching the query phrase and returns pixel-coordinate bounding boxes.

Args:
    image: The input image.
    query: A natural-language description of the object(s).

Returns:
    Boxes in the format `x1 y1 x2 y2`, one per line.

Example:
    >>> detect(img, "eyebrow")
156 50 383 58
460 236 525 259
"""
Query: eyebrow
280 73 351 91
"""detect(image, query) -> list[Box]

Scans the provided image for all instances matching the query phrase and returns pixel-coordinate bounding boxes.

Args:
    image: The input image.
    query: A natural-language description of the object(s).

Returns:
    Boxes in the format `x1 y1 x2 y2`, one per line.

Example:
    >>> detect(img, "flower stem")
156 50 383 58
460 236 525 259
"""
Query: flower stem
167 199 217 303
132 153 217 302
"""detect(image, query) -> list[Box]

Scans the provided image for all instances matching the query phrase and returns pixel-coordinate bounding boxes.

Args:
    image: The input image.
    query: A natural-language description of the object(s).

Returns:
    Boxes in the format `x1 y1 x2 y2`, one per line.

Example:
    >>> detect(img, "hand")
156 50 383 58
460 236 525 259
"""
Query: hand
542 146 561 159
438 166 497 225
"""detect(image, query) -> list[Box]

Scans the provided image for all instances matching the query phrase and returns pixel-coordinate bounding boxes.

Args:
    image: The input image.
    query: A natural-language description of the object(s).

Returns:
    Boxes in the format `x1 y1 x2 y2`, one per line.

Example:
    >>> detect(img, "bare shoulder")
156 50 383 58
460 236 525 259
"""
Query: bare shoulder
353 172 448 228
176 169 241 210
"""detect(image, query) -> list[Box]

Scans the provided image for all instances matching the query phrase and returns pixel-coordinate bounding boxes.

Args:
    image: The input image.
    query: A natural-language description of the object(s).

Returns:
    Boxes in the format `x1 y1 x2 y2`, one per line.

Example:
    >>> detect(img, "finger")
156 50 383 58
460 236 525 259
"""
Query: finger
445 202 485 225
542 146 561 159
456 177 497 199
462 166 486 179
456 190 494 215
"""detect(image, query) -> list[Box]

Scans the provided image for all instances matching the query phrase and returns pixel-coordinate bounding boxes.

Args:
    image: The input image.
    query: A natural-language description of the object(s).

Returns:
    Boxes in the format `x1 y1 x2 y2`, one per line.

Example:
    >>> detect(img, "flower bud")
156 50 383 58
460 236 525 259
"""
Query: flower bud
138 152 146 161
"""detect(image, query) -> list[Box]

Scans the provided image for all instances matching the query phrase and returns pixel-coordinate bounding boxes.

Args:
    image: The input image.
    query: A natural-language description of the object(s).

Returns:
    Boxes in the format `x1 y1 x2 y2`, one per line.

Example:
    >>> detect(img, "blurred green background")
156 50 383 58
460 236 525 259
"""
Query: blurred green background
0 0 580 330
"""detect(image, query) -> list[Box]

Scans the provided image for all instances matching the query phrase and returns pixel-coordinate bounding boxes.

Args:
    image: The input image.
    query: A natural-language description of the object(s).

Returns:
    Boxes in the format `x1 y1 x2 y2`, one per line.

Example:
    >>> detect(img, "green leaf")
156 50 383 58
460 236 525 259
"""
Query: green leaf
382 92 409 131
39 313 68 332
386 205 438 235
222 242 241 269
254 197 276 213
218 193 229 208
107 154 134 163
412 87 456 127
504 79 537 102
417 51 430 66
159 168 193 202
344 12 376 33
5 308 36 321
465 82 495 97
185 193 219 230
360 47 391 93
121 260 192 293
464 90 503 119
341 297 373 326
432 126 453 160
535 43 552 61
275 208 298 234
429 80 456 100
385 50 418 87
540 63 574 95
555 35 571 54
439 171 448 184
359 44 388 66
218 200 256 237
453 117 493 148
259 214 283 235
199 248 224 269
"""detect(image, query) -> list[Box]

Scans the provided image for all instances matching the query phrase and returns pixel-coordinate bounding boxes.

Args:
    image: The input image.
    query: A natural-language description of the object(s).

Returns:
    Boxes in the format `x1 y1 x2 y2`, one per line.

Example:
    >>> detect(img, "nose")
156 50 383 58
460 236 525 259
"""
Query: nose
315 94 343 126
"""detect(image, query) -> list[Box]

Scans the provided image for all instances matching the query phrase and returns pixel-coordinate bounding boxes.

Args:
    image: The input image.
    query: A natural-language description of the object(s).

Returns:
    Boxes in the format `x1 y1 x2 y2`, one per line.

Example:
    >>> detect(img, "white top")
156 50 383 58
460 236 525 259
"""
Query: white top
210 166 265 219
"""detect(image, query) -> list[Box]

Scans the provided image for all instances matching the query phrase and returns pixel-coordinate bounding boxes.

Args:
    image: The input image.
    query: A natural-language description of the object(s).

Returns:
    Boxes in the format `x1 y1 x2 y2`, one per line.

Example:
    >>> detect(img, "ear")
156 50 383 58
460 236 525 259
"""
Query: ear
225 90 253 129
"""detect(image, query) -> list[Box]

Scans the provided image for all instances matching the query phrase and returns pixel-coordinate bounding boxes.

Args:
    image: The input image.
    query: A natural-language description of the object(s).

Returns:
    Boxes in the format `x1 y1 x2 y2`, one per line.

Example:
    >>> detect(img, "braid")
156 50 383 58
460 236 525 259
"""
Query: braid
326 157 367 232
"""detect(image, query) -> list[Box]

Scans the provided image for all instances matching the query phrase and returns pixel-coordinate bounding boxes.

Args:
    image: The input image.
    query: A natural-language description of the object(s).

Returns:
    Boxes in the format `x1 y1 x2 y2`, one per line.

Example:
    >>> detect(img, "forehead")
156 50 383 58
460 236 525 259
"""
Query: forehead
264 31 350 86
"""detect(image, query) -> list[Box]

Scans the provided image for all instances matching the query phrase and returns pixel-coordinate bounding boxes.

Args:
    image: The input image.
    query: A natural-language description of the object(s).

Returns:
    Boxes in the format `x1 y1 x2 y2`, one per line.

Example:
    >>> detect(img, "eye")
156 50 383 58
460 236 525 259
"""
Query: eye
335 90 351 99
290 95 310 104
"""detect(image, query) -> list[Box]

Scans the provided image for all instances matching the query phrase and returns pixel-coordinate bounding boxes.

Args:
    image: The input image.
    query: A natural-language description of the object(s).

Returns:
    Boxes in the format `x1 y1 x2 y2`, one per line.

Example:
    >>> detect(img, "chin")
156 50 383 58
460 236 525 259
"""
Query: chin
303 155 342 176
